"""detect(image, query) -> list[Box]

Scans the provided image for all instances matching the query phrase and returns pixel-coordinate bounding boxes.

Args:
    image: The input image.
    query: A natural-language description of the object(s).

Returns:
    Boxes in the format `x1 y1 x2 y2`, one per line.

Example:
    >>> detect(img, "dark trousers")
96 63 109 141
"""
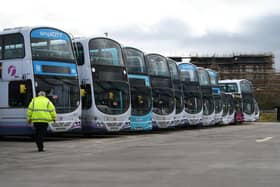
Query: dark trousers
33 123 48 151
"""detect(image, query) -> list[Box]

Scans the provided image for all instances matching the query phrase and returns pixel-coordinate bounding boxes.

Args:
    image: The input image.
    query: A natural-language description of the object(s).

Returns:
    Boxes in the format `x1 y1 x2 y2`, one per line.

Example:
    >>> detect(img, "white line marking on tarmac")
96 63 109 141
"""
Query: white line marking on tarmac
256 137 273 143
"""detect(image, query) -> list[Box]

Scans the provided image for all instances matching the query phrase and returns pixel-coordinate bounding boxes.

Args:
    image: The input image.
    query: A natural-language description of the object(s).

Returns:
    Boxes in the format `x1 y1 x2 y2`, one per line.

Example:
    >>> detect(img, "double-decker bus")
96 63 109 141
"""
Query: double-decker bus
73 37 131 132
219 79 256 122
123 47 152 131
197 67 215 126
167 58 185 126
0 26 81 135
145 54 175 128
178 62 203 126
206 69 223 124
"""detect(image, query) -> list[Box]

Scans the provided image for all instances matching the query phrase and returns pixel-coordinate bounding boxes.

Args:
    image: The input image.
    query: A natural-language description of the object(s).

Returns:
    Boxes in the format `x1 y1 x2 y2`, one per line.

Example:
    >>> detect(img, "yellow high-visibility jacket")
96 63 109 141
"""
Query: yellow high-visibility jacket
27 96 56 123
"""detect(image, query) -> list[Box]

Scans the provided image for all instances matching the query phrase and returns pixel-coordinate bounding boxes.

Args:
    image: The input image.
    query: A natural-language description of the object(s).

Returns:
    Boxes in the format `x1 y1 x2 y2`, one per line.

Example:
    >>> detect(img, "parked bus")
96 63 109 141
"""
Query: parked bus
73 37 131 132
206 69 223 124
145 54 175 128
219 79 256 122
123 47 152 131
0 26 81 135
197 67 215 125
178 62 203 126
167 58 185 126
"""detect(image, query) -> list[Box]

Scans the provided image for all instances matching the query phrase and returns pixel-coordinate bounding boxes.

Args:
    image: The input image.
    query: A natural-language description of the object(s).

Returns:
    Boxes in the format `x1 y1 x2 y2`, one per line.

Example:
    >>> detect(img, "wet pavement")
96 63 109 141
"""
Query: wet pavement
1 122 280 187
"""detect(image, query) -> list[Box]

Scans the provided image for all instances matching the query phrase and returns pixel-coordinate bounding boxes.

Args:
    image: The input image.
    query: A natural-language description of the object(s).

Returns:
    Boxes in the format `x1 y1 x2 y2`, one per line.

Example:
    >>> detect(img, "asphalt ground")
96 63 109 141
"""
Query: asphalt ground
1 122 280 187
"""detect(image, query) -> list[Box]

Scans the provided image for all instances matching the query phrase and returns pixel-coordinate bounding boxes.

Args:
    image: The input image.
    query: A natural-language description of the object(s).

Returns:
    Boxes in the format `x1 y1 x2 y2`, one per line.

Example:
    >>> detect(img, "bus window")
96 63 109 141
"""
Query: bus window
207 70 219 86
240 82 252 93
9 80 33 107
0 38 2 59
31 29 74 61
198 70 210 86
147 56 169 77
89 38 124 66
152 89 174 115
183 89 202 114
3 34 24 59
81 84 92 109
209 74 218 86
168 61 180 80
73 42 84 65
220 83 238 93
94 81 130 115
130 87 152 116
0 63 2 79
179 64 199 82
35 76 80 113
124 48 147 74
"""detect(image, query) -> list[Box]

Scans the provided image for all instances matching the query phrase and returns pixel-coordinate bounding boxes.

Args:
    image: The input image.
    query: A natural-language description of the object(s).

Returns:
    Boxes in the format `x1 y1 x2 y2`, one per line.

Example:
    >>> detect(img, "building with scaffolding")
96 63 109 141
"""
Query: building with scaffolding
170 53 280 110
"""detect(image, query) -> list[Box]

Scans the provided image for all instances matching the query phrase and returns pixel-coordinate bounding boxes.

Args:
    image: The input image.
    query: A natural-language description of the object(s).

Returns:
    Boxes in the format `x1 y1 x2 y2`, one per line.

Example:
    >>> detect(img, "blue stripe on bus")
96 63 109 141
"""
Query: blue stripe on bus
208 71 217 77
31 28 70 41
178 63 196 70
0 121 34 135
130 112 153 131
128 74 150 86
33 60 77 76
212 87 221 94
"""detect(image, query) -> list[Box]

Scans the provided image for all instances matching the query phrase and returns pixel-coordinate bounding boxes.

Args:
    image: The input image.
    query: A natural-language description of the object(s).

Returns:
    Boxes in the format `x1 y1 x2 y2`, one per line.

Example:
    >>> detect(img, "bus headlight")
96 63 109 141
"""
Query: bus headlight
96 122 105 128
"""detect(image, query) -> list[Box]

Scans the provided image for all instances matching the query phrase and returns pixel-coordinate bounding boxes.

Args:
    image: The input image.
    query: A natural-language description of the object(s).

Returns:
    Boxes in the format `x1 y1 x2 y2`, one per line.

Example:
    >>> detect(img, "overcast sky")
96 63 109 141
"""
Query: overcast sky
1 0 280 69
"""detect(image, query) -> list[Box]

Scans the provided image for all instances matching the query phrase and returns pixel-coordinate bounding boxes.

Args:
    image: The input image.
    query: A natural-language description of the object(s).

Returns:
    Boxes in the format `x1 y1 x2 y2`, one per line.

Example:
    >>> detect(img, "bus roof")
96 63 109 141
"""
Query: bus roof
219 79 252 84
0 26 70 36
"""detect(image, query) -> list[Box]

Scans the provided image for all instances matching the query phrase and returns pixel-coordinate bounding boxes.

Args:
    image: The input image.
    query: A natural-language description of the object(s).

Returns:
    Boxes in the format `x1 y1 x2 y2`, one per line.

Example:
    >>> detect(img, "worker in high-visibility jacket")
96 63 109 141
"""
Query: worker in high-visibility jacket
27 91 56 152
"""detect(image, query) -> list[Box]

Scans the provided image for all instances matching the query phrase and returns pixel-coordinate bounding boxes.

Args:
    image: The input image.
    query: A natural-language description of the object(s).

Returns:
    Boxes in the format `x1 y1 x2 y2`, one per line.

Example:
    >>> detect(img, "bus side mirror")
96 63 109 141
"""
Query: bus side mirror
80 88 86 97
19 84 27 94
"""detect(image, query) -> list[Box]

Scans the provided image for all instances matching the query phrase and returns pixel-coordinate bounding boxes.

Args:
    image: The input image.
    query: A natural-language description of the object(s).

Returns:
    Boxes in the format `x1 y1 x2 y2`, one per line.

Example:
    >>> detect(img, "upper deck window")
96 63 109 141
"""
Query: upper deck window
73 42 84 65
198 70 210 86
178 64 199 82
240 81 253 93
124 48 147 74
0 33 24 60
208 71 218 86
220 83 238 93
0 63 2 79
146 55 170 77
89 38 124 66
209 75 218 86
0 38 2 59
168 60 180 80
31 28 74 62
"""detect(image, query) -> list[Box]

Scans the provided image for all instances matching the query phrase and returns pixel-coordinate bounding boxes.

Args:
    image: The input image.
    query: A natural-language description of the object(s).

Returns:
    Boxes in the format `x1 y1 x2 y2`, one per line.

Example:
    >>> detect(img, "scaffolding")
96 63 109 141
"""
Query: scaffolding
169 53 279 110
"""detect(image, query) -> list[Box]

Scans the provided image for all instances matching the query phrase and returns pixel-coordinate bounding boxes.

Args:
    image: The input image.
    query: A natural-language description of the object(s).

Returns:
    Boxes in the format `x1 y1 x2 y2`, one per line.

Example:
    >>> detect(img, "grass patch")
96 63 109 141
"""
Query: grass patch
259 112 277 122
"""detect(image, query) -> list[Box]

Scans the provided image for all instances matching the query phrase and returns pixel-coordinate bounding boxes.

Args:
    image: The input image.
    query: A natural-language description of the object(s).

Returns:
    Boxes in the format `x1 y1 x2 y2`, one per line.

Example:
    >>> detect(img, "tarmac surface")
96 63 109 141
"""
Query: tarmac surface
1 122 280 187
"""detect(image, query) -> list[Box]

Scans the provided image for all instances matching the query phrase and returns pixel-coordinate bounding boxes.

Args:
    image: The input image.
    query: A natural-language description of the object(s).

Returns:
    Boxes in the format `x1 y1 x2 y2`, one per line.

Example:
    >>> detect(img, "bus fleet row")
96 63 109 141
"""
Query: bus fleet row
0 26 260 136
